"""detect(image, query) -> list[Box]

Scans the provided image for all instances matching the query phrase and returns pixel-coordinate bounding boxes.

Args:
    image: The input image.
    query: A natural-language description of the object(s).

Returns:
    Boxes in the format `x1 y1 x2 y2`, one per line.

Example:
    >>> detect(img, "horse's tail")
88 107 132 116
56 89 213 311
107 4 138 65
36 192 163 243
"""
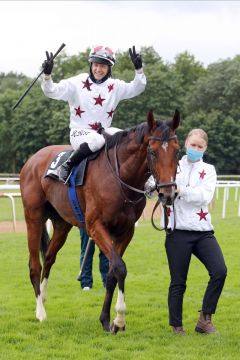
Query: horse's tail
40 224 50 262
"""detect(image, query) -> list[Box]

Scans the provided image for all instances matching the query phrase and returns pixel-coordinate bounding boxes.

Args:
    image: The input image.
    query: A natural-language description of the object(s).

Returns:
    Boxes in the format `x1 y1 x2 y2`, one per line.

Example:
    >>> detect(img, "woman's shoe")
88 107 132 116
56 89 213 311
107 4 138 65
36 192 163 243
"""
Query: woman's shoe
172 326 186 335
195 311 216 334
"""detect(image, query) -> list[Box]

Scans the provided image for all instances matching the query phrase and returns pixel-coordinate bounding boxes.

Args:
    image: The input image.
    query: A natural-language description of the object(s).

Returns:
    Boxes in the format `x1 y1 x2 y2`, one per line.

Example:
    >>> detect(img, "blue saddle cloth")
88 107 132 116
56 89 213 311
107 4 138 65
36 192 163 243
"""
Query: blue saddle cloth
68 162 86 223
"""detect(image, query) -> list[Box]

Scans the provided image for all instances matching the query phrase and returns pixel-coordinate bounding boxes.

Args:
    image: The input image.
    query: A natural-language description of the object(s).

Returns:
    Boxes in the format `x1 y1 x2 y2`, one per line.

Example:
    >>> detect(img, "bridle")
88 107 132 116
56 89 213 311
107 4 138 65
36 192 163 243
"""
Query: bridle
147 134 178 191
147 134 178 232
104 130 178 231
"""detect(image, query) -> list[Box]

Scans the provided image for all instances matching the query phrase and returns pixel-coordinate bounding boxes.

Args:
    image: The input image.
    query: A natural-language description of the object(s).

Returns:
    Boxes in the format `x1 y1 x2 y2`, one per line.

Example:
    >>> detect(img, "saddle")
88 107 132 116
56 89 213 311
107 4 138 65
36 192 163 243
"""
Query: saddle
45 149 101 224
45 150 100 186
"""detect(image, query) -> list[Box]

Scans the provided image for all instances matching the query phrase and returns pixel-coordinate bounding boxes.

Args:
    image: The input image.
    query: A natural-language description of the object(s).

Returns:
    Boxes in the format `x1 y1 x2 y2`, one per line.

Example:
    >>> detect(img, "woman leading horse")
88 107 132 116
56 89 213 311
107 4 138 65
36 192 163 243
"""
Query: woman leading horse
20 110 180 333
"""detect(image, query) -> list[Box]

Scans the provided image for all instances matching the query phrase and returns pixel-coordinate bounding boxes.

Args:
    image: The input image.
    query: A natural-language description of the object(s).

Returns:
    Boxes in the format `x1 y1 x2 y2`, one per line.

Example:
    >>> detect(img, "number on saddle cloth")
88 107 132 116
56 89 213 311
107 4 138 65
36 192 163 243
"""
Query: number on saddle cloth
45 151 72 180
45 150 101 185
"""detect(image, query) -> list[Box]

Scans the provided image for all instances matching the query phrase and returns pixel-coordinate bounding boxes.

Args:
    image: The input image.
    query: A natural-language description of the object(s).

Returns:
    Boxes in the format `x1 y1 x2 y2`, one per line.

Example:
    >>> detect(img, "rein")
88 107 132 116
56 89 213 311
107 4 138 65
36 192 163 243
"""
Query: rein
104 140 146 205
150 198 176 233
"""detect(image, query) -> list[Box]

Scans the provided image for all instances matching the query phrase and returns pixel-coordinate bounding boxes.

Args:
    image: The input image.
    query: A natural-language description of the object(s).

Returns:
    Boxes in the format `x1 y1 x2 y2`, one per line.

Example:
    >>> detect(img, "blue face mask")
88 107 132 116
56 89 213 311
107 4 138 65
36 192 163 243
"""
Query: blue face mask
186 148 204 162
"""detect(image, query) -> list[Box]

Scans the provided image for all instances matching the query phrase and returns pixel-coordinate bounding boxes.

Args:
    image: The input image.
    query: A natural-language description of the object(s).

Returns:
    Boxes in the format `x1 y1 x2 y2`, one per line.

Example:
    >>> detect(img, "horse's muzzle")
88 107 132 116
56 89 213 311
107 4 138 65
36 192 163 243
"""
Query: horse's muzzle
157 181 177 206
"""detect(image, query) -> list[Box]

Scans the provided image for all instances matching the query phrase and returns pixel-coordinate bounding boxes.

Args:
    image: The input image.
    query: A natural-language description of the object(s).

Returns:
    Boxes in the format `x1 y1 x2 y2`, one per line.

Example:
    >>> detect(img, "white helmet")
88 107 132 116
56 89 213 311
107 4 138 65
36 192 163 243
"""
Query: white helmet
89 45 116 66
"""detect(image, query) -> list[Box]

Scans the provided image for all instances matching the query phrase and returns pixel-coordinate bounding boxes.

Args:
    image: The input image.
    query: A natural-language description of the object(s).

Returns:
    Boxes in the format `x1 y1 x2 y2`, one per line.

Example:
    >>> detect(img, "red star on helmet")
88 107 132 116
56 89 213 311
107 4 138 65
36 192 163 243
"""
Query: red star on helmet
108 84 114 92
107 109 114 118
94 45 103 53
199 169 206 179
94 94 106 106
196 208 208 221
75 106 85 117
82 79 93 91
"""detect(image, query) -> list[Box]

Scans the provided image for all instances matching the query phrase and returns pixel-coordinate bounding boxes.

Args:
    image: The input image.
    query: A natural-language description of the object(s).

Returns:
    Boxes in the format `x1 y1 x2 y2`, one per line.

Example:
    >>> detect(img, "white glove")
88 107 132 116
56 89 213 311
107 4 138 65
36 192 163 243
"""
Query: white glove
144 176 156 198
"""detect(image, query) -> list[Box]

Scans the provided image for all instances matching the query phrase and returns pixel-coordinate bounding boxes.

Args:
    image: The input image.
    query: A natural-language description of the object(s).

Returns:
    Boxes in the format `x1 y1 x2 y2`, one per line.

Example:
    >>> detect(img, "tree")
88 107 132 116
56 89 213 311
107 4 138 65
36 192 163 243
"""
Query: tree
173 51 206 91
186 56 240 118
0 48 239 174
180 110 240 174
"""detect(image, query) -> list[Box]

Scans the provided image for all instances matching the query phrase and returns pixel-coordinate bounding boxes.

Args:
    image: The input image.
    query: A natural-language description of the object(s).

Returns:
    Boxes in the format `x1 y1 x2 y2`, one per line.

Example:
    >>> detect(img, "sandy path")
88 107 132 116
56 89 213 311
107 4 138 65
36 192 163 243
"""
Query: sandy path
0 200 159 233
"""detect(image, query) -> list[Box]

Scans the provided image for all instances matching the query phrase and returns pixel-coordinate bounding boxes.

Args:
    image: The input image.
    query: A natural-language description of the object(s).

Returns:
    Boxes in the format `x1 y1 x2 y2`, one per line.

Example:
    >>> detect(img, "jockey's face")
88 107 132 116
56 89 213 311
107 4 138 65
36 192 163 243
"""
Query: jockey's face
91 62 109 81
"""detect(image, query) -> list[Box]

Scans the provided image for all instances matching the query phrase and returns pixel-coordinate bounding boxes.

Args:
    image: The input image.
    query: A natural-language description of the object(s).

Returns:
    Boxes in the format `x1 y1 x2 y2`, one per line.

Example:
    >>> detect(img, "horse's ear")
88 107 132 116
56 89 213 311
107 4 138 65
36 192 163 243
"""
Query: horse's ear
147 110 157 130
171 109 180 130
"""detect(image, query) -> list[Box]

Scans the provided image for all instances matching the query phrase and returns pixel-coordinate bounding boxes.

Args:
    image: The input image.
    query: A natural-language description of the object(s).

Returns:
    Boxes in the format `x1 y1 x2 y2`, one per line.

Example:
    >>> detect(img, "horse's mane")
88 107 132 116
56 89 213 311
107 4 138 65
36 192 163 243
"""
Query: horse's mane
105 123 147 150
105 120 172 150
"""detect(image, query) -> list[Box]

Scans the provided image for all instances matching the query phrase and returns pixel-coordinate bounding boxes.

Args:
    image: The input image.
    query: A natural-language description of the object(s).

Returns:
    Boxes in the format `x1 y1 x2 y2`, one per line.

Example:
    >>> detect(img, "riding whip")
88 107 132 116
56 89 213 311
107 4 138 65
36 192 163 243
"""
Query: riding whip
12 43 66 111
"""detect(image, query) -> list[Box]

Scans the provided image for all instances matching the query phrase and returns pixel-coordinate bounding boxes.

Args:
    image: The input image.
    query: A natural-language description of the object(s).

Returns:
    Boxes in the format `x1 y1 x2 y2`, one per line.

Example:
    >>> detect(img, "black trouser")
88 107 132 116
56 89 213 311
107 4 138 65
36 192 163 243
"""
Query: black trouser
165 230 227 327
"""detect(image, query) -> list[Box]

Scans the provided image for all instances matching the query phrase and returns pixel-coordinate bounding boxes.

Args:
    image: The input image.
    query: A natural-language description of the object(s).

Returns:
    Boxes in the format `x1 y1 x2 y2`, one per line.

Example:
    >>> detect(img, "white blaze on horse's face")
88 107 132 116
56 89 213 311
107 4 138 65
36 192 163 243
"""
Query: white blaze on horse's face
162 141 168 152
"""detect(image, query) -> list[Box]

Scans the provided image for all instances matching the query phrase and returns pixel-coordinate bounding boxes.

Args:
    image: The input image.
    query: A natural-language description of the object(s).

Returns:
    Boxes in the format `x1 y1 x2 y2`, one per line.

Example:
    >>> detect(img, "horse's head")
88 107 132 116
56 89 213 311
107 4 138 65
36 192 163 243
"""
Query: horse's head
147 110 180 205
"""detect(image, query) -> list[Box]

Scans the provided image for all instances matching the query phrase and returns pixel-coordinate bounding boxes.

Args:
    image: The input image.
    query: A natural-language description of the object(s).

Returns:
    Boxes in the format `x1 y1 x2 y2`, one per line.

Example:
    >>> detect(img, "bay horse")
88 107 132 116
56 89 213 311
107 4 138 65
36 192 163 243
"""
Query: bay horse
20 110 180 333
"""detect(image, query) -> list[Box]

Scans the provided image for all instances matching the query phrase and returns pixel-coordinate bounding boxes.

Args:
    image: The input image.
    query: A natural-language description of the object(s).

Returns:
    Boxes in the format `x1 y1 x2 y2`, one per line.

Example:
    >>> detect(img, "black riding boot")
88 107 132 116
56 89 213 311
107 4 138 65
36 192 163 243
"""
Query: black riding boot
59 142 93 183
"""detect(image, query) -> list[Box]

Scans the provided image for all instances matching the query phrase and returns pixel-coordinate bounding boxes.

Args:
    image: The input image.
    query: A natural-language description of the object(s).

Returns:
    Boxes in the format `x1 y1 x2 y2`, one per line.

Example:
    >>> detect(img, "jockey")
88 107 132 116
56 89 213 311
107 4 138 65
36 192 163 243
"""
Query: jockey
41 45 146 183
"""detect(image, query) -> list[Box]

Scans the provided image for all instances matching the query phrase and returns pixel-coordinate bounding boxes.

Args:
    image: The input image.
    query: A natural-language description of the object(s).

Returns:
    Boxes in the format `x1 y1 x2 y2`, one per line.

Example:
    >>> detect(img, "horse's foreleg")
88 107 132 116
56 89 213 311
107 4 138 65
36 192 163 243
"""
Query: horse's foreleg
89 221 128 333
110 250 127 334
100 269 117 331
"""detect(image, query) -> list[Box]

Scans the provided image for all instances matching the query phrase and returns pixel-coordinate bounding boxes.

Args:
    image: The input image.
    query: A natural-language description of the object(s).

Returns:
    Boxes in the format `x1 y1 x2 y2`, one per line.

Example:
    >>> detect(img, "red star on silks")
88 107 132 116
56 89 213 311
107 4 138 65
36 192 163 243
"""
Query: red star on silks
82 79 93 91
94 94 106 106
108 83 114 92
75 106 85 117
199 169 206 179
166 207 172 217
196 208 208 221
89 122 100 130
107 109 114 118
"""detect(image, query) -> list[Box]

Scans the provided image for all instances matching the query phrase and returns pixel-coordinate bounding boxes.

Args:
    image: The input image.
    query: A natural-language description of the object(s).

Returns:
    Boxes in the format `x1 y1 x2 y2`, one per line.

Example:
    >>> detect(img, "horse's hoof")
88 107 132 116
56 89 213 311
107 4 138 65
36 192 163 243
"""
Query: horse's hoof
102 323 111 333
110 321 126 334
36 314 47 322
36 308 47 322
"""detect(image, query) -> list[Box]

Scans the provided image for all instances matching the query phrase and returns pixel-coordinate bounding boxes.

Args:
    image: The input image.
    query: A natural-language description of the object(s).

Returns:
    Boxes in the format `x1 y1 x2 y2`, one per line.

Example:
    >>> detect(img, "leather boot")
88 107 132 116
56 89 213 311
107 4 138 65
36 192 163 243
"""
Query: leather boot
59 142 93 183
195 311 216 334
172 326 186 335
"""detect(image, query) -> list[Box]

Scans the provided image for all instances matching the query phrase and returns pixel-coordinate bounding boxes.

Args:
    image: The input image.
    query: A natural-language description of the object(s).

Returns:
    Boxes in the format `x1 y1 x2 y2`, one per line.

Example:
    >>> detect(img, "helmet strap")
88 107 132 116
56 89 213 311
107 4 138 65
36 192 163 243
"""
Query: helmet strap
89 65 112 84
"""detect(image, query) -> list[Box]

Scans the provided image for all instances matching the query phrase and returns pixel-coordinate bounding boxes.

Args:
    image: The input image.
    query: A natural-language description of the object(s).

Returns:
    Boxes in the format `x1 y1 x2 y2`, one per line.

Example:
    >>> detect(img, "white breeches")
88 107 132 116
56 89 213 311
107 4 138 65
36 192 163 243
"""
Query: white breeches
70 127 122 152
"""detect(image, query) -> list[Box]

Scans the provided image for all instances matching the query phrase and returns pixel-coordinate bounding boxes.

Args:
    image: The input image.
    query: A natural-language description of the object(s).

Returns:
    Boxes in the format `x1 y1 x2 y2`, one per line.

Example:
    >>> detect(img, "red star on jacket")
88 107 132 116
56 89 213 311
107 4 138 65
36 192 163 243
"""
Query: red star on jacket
199 169 206 179
197 208 208 221
89 122 101 130
107 109 114 118
166 207 172 217
108 84 114 92
94 94 105 106
75 106 85 117
82 79 93 91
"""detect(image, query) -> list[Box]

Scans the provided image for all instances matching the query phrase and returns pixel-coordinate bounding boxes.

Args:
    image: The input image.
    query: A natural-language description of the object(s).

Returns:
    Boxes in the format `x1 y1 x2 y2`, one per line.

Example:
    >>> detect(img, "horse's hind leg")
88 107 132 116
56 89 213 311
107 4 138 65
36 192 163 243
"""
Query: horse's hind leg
40 219 72 304
26 217 46 321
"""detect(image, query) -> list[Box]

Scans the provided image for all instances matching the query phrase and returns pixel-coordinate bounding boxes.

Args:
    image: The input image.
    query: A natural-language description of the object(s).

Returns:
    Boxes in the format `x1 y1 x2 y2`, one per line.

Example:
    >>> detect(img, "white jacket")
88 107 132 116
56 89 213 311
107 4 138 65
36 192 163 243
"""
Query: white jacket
173 155 216 231
156 156 216 231
41 72 146 130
